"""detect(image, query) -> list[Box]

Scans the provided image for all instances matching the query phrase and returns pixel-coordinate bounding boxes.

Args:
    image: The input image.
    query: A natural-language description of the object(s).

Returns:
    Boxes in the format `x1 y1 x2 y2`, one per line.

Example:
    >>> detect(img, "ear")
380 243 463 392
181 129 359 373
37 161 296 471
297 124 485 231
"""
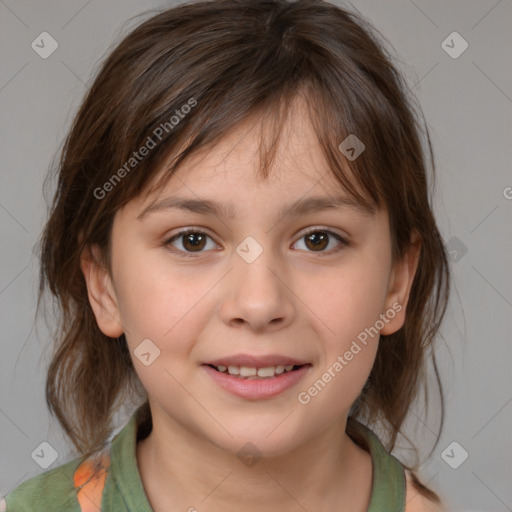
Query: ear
80 244 124 338
380 231 421 336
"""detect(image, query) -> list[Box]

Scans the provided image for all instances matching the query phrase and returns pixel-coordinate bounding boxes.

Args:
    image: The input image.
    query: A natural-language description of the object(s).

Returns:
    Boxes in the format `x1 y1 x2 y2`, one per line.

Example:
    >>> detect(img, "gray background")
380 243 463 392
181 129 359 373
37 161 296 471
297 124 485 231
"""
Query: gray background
1 1 511 510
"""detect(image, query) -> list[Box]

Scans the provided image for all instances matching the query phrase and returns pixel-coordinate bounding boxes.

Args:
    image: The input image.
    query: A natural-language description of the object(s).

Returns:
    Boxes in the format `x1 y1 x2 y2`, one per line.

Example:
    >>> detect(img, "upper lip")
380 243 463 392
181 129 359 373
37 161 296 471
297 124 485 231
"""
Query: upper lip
204 354 311 368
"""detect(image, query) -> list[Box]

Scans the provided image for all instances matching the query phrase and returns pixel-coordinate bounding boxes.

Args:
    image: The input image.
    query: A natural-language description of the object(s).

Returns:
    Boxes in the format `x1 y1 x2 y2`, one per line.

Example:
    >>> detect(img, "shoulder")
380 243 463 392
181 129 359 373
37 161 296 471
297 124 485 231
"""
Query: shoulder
3 456 84 512
404 470 446 512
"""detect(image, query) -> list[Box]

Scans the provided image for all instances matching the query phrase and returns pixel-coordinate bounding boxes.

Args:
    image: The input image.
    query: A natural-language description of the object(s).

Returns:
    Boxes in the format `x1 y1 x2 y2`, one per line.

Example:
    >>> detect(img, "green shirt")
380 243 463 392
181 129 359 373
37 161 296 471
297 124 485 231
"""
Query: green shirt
4 407 406 511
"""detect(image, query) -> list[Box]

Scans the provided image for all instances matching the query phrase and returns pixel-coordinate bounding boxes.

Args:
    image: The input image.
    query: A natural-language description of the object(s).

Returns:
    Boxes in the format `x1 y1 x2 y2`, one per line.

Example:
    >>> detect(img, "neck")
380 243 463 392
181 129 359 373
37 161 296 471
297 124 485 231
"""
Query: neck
136 406 373 512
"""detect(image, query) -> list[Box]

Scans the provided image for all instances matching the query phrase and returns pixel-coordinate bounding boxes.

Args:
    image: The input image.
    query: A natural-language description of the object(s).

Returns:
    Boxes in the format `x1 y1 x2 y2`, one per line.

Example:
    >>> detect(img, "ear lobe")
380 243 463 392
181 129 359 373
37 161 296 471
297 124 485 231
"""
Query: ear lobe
80 244 124 338
380 231 422 336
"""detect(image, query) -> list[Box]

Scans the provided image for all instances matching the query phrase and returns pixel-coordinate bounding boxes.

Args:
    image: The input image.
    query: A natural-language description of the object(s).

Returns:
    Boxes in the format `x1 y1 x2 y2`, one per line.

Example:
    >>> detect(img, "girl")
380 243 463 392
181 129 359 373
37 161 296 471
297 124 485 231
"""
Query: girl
3 0 451 510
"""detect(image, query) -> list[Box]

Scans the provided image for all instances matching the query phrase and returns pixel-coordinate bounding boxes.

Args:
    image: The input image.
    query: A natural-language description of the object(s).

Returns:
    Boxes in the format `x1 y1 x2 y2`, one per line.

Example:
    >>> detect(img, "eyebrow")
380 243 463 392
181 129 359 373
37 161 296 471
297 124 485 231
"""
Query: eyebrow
137 194 376 221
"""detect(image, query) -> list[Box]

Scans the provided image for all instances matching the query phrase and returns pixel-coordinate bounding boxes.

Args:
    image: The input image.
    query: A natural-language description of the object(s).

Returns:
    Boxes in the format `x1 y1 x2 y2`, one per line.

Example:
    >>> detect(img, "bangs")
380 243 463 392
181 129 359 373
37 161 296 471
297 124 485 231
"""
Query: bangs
122 82 383 225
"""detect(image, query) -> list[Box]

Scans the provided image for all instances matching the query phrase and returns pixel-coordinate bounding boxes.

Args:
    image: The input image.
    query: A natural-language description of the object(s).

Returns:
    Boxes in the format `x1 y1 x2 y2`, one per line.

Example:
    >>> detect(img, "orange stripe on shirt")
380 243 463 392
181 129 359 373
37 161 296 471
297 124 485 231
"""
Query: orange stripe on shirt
73 452 110 512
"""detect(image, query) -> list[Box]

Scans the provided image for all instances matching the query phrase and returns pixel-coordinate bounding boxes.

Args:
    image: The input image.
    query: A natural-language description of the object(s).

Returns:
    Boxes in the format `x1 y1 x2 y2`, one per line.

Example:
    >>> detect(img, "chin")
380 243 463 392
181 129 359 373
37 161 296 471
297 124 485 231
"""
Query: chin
205 422 304 460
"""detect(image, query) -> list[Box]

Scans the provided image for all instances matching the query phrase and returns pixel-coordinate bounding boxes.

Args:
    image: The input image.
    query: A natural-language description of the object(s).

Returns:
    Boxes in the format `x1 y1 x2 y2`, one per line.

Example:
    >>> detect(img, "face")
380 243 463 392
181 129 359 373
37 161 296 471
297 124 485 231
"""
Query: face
82 97 420 459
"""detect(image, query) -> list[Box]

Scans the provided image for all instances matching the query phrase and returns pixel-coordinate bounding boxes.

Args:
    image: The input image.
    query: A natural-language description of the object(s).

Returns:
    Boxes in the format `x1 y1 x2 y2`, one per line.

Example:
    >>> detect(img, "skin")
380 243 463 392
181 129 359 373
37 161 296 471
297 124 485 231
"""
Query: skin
81 96 423 512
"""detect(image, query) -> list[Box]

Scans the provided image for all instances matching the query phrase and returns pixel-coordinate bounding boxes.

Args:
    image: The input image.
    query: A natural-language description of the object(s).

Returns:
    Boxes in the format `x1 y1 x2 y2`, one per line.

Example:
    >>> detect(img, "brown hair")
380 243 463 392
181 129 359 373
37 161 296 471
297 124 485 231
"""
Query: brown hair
38 0 450 503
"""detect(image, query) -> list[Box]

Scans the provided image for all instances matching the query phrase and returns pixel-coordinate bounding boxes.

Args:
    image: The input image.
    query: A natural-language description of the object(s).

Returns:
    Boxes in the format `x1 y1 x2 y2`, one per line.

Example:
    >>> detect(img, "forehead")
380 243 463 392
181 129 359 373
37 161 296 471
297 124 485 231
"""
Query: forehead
134 97 375 216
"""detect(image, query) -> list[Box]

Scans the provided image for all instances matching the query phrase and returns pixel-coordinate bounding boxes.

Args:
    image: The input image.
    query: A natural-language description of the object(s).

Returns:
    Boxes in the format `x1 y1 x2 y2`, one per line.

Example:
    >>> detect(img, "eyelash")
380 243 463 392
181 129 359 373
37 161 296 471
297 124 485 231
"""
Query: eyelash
163 227 350 258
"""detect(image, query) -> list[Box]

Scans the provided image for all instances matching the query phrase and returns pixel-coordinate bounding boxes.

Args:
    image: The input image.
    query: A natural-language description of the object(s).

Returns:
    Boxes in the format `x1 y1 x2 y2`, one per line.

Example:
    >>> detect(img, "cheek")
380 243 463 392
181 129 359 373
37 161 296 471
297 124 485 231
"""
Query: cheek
309 254 390 344
111 256 206 400
299 252 389 403
112 249 217 373
297 274 382 418
113 247 193 333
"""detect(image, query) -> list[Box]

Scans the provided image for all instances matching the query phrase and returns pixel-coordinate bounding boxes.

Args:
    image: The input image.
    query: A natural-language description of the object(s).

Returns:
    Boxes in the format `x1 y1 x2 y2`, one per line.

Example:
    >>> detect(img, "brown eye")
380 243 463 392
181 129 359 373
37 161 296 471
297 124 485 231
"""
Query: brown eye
304 231 329 251
181 232 207 252
165 230 216 256
164 227 349 258
293 229 349 255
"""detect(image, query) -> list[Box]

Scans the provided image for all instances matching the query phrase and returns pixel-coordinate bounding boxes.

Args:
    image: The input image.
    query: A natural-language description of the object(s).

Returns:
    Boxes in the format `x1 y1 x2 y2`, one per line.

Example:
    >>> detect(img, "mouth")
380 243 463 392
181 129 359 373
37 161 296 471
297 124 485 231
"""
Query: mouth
201 359 312 399
205 363 309 379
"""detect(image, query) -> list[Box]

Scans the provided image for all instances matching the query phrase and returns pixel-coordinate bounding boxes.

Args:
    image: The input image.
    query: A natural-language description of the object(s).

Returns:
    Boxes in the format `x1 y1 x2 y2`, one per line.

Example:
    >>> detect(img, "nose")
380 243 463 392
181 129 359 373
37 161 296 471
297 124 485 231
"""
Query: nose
219 245 296 333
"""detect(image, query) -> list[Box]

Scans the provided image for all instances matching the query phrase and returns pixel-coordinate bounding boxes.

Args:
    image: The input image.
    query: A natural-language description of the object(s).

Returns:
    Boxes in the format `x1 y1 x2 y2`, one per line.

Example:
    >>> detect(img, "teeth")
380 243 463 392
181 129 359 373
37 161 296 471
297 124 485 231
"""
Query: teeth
214 364 301 378
227 365 239 375
256 367 275 378
239 366 257 377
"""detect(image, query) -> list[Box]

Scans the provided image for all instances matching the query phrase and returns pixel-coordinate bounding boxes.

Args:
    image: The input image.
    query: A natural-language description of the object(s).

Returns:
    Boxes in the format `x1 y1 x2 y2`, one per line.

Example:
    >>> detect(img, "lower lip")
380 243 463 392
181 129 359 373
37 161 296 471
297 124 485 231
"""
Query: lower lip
202 364 311 400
